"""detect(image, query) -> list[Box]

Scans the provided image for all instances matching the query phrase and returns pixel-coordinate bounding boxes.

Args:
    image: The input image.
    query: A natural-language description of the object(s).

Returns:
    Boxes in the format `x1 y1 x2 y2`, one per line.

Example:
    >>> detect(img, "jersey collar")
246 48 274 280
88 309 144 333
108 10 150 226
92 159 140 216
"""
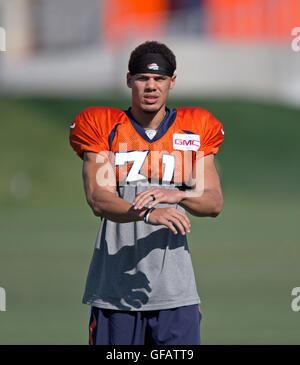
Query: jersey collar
124 107 177 143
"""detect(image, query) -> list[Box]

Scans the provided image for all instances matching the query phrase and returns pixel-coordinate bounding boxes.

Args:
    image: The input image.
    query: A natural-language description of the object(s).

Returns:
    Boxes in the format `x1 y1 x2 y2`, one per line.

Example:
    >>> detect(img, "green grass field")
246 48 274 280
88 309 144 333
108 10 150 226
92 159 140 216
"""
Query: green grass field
0 96 300 344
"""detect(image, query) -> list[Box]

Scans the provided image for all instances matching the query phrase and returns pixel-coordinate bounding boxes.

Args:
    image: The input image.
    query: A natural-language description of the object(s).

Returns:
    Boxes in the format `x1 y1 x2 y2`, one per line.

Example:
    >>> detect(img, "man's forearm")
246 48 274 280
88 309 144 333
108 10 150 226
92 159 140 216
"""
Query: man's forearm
178 189 223 218
88 189 147 223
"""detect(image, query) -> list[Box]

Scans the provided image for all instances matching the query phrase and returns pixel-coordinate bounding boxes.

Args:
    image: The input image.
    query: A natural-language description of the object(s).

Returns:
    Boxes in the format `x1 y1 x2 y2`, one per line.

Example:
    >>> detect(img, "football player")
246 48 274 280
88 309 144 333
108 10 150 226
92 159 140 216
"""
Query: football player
69 41 224 345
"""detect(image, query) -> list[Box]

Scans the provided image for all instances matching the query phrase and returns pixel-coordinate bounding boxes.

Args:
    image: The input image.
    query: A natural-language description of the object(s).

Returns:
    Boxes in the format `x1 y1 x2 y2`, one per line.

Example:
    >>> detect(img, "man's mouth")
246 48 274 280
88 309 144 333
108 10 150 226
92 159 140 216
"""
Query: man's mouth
144 95 159 104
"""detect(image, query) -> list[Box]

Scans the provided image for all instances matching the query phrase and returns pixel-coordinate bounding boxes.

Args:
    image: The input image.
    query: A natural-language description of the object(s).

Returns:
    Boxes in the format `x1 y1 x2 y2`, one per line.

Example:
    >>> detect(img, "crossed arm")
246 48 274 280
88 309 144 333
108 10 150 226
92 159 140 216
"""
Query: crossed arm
82 151 223 235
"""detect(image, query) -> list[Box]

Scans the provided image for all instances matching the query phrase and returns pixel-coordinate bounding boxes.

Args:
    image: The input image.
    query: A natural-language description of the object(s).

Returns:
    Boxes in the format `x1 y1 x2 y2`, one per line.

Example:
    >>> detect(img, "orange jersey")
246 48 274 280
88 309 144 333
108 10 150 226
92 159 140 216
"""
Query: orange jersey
69 106 224 186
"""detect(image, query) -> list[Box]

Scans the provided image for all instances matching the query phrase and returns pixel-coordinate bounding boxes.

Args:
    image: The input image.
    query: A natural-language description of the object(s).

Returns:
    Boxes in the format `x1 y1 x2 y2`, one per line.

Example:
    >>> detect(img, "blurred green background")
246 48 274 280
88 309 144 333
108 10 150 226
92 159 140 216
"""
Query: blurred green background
0 96 299 344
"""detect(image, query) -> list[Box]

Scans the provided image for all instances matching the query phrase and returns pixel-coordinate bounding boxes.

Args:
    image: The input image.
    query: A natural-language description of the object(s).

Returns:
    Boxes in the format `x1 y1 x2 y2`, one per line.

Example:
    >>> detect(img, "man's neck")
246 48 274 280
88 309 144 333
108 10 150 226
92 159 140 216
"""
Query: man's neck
130 105 166 129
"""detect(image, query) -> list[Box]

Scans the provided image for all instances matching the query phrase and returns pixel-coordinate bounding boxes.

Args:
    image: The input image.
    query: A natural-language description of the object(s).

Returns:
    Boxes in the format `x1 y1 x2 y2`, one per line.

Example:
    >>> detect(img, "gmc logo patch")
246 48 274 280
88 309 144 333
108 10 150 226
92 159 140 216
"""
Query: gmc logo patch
173 133 200 151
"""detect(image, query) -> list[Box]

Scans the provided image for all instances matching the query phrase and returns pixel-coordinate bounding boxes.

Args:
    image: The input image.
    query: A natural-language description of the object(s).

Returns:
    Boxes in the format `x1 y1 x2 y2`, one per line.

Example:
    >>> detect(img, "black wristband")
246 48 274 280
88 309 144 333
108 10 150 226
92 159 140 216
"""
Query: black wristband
143 207 156 223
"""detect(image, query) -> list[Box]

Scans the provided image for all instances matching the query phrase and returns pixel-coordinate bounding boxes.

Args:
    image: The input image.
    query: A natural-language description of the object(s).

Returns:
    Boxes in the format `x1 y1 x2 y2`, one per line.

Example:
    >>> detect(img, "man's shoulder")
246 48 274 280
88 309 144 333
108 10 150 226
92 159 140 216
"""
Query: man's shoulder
176 106 211 118
77 106 126 120
170 107 224 156
174 107 211 131
69 106 129 158
173 106 222 140
74 106 128 134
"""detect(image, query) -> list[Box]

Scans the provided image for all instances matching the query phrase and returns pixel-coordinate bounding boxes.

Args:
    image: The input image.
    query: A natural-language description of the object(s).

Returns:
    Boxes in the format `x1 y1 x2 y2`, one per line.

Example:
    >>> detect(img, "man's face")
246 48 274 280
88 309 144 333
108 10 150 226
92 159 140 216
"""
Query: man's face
127 73 176 113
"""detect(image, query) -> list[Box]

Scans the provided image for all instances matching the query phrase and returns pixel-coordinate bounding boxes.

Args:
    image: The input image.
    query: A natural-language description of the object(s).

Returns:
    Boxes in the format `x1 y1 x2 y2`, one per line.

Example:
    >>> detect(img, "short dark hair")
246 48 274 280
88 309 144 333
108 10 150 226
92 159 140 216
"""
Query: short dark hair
128 41 176 74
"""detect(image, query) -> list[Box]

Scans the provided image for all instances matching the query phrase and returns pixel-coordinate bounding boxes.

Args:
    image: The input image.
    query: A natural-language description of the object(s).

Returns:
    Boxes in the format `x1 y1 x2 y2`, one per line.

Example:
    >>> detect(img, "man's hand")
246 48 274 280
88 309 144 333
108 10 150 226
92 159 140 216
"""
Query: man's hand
146 207 191 235
133 188 184 210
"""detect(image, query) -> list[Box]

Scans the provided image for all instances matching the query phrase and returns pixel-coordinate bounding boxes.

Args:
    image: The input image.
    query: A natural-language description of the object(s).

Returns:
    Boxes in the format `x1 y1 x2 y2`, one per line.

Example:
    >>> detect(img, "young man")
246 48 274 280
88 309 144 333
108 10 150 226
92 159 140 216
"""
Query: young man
69 41 224 345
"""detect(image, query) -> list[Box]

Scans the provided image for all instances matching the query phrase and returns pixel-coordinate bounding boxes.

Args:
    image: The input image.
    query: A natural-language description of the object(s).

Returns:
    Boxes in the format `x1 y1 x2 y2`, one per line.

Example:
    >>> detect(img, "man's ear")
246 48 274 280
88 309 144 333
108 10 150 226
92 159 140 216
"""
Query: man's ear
127 72 132 88
170 73 177 90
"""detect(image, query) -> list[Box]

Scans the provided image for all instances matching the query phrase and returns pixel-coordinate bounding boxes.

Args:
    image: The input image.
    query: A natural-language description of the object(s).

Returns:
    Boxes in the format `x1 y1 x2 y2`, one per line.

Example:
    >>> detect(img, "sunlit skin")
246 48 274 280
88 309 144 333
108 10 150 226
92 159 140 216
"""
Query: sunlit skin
127 72 176 129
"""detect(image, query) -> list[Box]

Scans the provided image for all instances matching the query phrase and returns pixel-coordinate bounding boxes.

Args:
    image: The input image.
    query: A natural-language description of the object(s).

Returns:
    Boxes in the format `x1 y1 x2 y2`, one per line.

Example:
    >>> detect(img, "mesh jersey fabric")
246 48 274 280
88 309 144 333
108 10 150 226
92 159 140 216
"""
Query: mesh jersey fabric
69 106 224 311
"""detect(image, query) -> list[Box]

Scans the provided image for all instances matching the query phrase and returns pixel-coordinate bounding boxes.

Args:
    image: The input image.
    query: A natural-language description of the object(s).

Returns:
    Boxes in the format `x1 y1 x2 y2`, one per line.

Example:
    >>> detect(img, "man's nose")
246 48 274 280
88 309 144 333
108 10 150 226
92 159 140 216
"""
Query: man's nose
145 78 156 90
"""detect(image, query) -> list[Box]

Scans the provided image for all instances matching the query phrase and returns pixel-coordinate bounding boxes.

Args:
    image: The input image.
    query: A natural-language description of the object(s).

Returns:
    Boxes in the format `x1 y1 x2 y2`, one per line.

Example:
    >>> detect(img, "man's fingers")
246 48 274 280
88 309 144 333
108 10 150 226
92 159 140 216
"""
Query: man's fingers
134 191 162 209
133 191 149 206
168 211 191 233
133 196 152 209
175 210 191 230
147 201 160 209
146 207 191 235
134 195 159 209
168 216 187 235
134 188 156 201
163 211 190 235
161 218 178 235
176 208 191 223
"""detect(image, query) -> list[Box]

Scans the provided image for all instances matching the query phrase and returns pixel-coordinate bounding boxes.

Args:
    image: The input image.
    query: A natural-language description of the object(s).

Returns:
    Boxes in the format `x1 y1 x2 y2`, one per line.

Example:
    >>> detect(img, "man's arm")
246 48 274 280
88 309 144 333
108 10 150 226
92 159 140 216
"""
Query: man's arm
133 154 223 218
178 154 223 217
82 151 146 223
82 151 191 234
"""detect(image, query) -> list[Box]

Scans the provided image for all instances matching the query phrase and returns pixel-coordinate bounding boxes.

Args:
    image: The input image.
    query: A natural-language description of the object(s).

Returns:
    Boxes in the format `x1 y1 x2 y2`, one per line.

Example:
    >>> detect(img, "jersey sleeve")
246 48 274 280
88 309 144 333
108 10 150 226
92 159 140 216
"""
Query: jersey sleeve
69 107 109 159
198 111 224 157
